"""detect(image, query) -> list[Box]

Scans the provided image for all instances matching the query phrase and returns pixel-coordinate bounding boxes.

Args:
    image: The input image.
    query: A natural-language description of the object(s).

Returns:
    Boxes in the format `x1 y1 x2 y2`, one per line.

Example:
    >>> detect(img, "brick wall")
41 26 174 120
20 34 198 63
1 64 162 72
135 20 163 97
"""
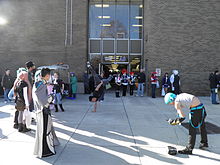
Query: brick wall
144 0 220 95
0 0 88 81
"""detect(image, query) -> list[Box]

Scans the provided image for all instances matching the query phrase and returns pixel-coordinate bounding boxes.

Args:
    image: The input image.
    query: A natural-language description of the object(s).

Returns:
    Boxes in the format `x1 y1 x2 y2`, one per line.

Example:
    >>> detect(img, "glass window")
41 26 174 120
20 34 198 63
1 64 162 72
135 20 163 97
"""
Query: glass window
117 40 128 53
90 39 101 53
89 0 103 38
130 40 141 54
130 1 143 39
101 1 116 38
103 40 114 53
116 1 129 39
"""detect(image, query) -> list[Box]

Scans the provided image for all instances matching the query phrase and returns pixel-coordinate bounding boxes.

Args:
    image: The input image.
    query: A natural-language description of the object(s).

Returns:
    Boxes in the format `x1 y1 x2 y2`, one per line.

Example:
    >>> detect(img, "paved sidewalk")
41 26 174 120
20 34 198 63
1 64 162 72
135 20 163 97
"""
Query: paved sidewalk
0 94 220 165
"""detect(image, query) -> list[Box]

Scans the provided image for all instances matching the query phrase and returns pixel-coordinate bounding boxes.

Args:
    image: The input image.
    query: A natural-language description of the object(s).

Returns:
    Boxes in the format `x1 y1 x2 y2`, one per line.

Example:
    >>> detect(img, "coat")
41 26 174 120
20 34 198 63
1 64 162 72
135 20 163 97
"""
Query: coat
70 76 77 94
33 81 60 158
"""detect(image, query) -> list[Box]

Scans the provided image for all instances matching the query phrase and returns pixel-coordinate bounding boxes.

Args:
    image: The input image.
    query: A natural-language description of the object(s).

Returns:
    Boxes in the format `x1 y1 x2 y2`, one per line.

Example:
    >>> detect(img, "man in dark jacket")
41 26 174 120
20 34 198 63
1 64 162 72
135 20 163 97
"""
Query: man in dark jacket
1 69 14 103
209 70 219 104
136 69 146 97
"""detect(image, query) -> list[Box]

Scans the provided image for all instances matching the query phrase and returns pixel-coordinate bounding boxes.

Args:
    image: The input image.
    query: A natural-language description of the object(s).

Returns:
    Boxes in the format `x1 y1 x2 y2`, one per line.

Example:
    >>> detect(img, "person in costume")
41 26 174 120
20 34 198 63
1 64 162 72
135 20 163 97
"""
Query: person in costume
164 92 208 154
33 68 60 158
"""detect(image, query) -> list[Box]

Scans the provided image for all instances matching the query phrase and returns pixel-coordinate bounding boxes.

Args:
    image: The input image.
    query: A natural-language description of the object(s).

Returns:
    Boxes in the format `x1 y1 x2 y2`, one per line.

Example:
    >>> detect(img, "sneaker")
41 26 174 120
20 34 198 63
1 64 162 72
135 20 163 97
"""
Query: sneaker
199 143 208 149
178 147 193 155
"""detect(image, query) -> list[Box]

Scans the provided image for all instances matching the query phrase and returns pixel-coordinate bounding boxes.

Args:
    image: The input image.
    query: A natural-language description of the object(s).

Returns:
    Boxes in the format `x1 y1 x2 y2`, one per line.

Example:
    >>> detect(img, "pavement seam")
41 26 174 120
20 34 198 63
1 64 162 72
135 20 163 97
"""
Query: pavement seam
121 97 143 165
53 104 92 165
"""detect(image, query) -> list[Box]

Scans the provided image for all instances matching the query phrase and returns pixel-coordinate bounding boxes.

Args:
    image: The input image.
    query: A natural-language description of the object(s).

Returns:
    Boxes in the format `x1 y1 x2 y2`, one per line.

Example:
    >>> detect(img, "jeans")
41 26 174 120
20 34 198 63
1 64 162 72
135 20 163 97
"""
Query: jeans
211 88 218 104
8 88 14 100
151 84 156 98
54 93 62 105
4 88 10 102
137 83 144 96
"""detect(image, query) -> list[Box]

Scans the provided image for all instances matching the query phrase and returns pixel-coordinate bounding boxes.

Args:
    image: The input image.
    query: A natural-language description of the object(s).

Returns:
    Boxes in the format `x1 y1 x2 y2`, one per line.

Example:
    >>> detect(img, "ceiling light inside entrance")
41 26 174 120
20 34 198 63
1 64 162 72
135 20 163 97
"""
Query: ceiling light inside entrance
98 16 110 19
95 4 109 8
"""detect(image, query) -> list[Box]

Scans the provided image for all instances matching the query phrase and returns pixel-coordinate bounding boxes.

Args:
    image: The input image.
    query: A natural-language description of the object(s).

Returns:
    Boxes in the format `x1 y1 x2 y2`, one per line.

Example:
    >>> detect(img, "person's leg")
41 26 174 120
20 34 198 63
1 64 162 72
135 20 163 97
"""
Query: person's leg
3 89 8 102
130 85 133 96
179 111 199 154
57 93 64 112
92 102 97 112
14 110 19 129
54 94 59 112
141 83 144 96
18 111 24 132
199 110 208 148
211 88 217 104
152 84 156 98
137 83 140 96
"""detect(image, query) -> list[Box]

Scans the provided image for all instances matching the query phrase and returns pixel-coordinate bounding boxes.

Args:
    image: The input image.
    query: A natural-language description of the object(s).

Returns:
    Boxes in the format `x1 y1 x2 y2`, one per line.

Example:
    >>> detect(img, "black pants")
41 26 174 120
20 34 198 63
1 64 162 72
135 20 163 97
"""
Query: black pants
151 84 156 98
122 85 127 96
115 85 121 97
130 85 135 96
188 108 208 149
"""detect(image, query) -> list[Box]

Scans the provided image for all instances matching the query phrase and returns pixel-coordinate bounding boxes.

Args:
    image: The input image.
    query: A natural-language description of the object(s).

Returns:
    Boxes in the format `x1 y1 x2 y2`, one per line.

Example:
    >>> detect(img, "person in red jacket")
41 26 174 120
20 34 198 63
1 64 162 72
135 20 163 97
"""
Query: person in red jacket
150 72 158 98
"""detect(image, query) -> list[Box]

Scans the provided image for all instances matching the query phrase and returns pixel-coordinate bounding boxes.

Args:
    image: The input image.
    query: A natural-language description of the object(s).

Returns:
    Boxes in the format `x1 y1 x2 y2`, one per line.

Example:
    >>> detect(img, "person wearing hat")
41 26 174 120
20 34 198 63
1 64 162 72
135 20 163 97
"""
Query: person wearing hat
129 72 136 96
70 72 77 99
150 72 158 98
164 92 208 154
121 70 129 96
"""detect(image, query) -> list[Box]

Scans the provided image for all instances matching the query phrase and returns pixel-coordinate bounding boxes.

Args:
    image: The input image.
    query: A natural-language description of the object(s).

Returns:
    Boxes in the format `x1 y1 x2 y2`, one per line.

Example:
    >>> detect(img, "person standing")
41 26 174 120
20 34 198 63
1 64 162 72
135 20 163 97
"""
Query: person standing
1 69 14 103
162 73 171 95
14 71 31 132
150 72 158 98
136 69 146 97
164 93 208 154
170 70 181 94
52 72 65 112
70 72 77 99
25 61 36 112
33 68 60 158
209 70 219 104
121 71 129 96
83 71 90 94
129 72 136 96
115 73 121 98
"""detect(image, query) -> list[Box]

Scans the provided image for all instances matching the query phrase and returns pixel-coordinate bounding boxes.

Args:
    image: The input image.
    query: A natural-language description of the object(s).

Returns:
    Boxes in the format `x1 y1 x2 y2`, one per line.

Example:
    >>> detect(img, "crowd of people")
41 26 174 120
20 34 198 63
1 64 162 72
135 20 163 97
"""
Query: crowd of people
0 61 80 158
0 61 219 157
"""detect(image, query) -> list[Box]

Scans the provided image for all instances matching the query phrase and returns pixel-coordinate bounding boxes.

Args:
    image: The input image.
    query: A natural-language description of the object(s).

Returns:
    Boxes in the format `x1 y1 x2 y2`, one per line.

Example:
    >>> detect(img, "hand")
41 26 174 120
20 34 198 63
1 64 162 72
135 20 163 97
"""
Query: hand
168 117 185 125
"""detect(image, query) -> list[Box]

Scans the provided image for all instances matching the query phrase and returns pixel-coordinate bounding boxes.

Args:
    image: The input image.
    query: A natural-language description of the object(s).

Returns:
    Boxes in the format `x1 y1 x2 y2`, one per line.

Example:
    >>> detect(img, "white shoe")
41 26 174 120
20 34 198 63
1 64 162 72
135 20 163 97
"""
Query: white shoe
4 101 7 104
135 95 139 97
141 95 144 97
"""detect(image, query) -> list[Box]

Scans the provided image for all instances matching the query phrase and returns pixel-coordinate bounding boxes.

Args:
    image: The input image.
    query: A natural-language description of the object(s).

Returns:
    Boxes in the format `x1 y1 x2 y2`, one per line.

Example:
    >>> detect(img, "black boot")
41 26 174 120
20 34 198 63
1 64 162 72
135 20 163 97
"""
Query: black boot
22 124 31 133
199 143 208 149
18 123 23 132
178 147 193 154
59 104 65 112
54 104 59 112
13 123 18 129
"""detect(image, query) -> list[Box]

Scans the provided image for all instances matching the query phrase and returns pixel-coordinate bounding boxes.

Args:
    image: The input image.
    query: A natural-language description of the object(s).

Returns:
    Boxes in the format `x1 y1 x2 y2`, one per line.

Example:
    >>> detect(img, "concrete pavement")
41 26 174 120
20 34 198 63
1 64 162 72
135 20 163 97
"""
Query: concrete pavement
0 93 220 165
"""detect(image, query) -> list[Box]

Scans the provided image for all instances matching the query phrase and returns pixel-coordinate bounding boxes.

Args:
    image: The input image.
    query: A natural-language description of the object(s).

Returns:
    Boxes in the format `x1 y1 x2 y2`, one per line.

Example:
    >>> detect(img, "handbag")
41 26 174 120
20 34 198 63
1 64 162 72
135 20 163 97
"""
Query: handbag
106 83 112 90
156 81 160 88
161 88 165 96
15 97 25 111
